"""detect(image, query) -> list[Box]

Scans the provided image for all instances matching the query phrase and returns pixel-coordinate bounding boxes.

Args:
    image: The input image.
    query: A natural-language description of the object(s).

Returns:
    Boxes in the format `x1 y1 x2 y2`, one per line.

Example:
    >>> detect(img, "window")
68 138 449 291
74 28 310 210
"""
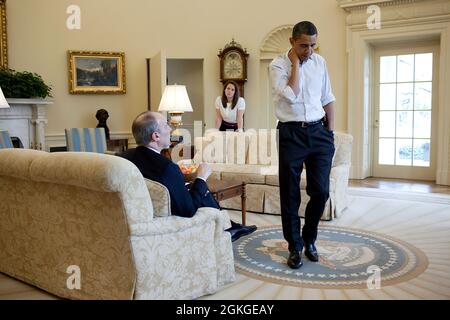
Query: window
378 53 433 167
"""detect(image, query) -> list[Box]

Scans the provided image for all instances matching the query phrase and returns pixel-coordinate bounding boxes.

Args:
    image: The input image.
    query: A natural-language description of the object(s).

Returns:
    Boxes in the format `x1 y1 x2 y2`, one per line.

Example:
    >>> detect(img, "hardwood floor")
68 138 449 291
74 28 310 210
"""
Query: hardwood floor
0 272 56 300
1 177 449 300
349 178 450 195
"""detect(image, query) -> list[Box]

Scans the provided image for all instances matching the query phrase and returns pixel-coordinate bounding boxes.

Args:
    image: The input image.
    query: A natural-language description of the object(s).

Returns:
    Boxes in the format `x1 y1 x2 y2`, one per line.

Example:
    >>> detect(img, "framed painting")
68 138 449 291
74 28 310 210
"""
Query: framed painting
0 0 7 68
68 51 126 94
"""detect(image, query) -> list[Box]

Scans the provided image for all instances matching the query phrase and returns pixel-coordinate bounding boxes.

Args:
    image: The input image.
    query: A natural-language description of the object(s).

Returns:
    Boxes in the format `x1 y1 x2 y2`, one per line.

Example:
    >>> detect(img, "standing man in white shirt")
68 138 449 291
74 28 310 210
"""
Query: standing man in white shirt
269 21 335 269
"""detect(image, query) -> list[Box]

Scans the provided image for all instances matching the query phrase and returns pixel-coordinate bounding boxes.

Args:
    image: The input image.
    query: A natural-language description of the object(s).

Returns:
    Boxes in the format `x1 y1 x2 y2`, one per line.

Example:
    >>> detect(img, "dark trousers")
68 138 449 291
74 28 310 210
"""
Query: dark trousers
187 183 244 228
277 121 335 253
202 192 221 209
219 120 238 131
196 186 241 229
186 182 221 209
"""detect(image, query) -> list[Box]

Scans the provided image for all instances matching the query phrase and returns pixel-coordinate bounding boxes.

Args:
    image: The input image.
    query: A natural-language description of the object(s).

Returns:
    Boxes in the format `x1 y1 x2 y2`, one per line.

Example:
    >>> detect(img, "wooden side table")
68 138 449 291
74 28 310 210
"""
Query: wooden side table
107 138 128 153
207 179 247 226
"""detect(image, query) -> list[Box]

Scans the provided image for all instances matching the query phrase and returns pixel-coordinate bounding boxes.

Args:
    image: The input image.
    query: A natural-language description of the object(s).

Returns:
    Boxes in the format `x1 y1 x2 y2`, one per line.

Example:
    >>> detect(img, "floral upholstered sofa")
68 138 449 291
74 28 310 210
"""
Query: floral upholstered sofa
193 130 353 220
0 149 235 300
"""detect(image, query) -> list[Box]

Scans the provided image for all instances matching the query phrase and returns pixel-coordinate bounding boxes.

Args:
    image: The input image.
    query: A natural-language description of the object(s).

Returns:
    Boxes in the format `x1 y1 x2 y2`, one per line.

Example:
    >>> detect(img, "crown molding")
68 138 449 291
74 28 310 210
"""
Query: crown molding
338 0 450 26
337 0 426 11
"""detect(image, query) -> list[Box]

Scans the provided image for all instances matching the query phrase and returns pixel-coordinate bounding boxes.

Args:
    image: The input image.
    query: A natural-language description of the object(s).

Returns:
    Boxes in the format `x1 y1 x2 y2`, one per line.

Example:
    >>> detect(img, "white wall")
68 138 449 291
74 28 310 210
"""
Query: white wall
7 0 348 141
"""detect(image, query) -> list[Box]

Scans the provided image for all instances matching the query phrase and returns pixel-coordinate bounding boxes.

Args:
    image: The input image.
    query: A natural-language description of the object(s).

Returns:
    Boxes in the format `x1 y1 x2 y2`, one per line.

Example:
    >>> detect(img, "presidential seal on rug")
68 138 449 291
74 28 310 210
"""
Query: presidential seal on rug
233 225 428 289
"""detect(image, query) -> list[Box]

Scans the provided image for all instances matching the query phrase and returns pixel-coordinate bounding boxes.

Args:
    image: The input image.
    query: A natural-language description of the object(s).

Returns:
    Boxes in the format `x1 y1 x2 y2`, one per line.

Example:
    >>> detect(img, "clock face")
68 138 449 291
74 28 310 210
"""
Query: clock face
224 51 243 79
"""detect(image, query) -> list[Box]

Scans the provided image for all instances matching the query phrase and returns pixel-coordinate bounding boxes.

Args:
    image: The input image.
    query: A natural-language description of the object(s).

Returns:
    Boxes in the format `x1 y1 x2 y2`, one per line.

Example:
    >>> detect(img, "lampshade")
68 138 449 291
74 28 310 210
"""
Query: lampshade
158 85 193 113
0 87 10 109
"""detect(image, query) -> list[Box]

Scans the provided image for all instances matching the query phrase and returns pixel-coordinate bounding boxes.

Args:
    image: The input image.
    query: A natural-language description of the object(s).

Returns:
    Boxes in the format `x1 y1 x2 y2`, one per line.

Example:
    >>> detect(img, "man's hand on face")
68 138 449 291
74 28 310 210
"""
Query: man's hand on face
196 163 212 180
288 48 300 66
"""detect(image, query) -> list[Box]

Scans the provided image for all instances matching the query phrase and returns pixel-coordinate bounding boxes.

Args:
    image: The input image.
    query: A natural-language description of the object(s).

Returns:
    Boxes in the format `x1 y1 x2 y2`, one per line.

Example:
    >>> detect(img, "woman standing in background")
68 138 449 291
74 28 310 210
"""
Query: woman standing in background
215 80 245 132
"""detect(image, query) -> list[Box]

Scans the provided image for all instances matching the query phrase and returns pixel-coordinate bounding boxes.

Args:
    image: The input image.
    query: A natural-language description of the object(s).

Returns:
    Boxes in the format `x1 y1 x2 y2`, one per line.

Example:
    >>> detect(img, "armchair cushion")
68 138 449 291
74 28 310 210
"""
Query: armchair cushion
144 178 171 217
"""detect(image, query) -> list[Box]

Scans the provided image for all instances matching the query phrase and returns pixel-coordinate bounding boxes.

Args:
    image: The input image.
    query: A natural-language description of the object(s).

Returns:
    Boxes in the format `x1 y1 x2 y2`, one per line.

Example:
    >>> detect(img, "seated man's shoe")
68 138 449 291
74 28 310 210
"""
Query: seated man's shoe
304 243 319 262
228 224 257 242
229 228 240 242
287 251 303 269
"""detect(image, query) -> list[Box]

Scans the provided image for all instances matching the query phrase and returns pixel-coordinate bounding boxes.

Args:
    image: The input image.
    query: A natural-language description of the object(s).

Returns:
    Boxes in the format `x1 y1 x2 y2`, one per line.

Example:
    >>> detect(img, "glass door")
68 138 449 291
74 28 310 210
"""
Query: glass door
373 44 439 180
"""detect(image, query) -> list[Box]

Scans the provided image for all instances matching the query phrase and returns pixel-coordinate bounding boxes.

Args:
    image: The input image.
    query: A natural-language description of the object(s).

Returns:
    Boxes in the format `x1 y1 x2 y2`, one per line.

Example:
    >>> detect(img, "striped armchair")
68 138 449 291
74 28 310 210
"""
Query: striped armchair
65 128 107 153
0 130 13 149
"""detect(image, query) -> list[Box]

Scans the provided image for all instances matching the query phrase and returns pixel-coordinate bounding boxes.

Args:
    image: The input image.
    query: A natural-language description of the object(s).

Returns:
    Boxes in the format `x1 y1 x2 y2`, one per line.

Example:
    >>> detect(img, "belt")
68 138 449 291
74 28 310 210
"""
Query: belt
282 119 323 128
294 119 322 128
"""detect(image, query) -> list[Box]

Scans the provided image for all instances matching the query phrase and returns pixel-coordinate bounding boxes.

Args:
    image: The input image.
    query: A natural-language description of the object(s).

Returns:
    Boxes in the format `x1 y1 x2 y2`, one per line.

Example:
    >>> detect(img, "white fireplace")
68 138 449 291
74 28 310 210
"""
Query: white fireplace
0 99 53 150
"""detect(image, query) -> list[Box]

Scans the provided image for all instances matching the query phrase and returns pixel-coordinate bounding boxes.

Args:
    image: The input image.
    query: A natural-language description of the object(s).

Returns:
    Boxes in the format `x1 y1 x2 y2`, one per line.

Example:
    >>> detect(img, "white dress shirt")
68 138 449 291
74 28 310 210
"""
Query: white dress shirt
215 96 245 123
269 51 335 123
147 146 160 154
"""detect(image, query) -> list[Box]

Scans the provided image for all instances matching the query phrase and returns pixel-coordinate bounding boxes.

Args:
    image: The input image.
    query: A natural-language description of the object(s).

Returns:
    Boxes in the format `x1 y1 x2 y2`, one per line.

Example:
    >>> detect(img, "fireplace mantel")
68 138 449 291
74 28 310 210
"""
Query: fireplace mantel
0 98 53 150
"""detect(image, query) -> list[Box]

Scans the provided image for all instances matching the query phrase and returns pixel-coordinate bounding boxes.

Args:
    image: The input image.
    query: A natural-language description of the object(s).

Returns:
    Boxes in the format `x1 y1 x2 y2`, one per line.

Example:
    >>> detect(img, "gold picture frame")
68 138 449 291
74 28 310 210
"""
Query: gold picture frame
68 50 126 94
0 0 8 68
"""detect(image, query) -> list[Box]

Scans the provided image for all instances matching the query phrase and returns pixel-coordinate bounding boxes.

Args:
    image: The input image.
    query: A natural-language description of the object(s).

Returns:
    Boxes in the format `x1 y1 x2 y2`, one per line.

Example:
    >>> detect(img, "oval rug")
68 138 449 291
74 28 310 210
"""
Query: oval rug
233 225 428 289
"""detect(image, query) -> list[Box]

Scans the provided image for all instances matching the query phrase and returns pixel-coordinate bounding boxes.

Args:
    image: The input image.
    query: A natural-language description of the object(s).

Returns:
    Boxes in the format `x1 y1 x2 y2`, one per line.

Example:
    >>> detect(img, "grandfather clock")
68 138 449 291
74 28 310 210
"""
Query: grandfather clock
218 39 249 97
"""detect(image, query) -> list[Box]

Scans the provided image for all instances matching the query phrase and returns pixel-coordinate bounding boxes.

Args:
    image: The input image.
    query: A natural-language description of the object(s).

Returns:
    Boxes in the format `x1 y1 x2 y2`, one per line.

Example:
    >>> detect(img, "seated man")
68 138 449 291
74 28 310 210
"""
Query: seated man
120 111 256 241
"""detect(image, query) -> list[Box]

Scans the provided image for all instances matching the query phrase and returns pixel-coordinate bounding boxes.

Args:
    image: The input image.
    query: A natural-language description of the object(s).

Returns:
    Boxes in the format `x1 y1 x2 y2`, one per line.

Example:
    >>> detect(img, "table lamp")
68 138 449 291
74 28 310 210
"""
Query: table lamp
0 87 10 108
158 84 193 136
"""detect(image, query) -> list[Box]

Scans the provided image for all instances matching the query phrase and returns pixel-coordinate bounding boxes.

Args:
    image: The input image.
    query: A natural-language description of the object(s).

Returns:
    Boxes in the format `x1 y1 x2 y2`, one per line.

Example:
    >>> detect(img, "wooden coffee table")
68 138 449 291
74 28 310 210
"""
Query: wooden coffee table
207 179 247 226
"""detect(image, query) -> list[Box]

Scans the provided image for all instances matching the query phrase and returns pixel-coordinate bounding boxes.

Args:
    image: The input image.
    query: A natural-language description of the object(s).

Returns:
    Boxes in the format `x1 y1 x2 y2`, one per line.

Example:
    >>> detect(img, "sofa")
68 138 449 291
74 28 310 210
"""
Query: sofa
0 149 235 300
193 130 353 220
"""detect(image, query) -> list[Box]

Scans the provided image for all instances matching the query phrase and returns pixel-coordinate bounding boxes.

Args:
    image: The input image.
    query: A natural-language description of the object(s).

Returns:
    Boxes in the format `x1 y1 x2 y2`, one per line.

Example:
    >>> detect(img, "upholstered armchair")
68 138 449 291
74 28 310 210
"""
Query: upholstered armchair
0 149 235 299
0 130 13 149
64 128 108 153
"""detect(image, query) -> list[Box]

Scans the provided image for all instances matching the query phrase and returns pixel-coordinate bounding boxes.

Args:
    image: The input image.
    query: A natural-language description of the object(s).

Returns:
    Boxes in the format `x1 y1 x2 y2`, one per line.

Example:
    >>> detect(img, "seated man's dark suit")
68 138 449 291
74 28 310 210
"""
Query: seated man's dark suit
120 146 218 218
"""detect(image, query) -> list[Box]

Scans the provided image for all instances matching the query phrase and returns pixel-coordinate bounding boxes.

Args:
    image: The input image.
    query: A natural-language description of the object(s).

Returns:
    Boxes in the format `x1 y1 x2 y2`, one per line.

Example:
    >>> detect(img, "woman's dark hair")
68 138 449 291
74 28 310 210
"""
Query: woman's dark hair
221 80 240 110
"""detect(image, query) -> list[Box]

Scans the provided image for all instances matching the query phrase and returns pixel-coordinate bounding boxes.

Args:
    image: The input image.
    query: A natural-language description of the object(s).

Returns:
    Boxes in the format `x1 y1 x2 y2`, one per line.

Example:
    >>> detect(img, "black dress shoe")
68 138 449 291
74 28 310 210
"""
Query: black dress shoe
287 251 303 269
229 224 257 242
304 243 319 262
